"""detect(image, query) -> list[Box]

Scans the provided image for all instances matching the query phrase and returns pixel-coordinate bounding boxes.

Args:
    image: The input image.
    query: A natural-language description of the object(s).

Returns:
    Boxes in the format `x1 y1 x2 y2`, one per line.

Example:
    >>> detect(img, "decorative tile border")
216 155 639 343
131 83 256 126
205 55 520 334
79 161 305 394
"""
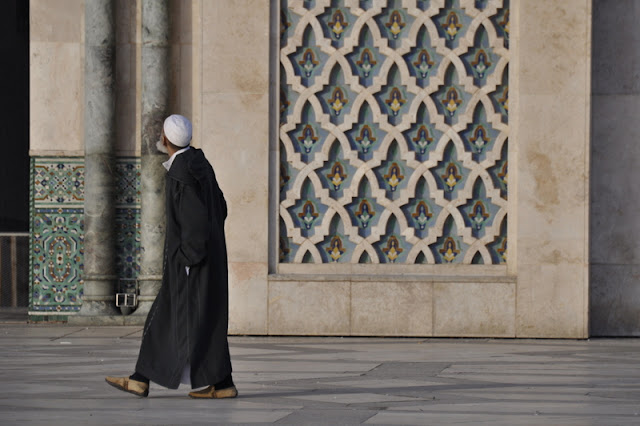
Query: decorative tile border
29 157 141 314
115 159 141 280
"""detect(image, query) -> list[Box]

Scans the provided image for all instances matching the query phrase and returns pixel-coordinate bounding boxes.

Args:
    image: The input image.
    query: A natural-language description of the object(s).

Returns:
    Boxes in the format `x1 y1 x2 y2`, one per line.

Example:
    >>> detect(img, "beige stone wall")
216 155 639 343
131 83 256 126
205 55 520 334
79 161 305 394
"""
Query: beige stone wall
30 0 85 156
512 0 591 338
266 276 516 337
195 0 271 334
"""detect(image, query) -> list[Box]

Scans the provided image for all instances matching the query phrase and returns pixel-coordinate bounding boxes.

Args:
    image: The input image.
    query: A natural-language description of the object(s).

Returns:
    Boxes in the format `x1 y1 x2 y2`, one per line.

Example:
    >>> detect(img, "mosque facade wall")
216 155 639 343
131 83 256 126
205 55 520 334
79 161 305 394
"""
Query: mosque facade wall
28 0 592 338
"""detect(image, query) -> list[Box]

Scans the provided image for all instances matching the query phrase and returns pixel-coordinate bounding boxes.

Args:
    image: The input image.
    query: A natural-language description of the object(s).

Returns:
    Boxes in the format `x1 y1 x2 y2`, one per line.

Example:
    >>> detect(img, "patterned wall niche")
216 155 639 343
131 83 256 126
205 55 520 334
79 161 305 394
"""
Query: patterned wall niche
30 157 141 313
279 0 509 265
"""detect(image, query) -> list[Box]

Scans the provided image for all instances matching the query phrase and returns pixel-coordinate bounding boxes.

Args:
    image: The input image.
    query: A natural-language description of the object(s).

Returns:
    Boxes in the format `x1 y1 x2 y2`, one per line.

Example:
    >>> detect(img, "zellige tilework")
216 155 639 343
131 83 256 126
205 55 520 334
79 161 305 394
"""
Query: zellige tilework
30 157 141 314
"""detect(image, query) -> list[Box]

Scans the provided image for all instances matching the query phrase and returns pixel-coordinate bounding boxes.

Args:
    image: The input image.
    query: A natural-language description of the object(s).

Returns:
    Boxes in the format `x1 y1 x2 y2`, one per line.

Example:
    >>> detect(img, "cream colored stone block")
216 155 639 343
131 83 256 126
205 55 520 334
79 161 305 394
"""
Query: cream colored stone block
202 0 269 56
30 0 83 43
516 93 589 265
201 92 269 264
351 281 432 336
30 43 83 154
268 280 350 335
517 239 585 269
228 262 268 335
220 180 268 264
515 264 588 338
510 0 591 338
433 282 515 337
277 263 353 276
518 0 591 96
201 0 269 95
278 263 509 277
203 52 270 95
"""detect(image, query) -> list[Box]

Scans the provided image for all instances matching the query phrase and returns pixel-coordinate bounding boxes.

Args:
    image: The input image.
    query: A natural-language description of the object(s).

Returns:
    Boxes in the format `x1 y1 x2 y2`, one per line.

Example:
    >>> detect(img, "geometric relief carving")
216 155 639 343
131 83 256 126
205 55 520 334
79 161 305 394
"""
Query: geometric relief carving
30 157 142 312
279 0 508 264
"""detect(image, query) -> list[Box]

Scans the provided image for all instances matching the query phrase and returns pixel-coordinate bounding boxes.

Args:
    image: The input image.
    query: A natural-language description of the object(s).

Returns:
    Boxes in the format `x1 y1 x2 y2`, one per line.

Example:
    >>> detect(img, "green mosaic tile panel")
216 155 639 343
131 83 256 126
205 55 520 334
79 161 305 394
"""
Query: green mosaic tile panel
30 158 85 312
30 157 141 313
31 207 84 311
115 158 141 280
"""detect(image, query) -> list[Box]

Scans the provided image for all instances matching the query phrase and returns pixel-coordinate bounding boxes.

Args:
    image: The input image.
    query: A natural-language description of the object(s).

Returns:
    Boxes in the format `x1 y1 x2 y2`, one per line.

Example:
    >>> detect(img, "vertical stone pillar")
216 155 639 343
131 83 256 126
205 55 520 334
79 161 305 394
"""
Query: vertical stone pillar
78 0 119 317
134 0 170 316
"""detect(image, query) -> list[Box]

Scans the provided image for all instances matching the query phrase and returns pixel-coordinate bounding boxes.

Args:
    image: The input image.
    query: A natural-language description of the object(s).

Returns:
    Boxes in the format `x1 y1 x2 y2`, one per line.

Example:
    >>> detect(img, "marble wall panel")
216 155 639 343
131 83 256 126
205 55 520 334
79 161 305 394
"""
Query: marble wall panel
30 0 85 155
351 281 432 336
433 281 515 337
515 264 587 338
30 43 84 154
30 0 82 43
228 262 268 335
513 0 591 338
516 94 588 245
201 92 269 264
517 0 590 96
203 52 270 96
268 280 350 335
199 0 271 333
202 0 269 58
201 1 269 95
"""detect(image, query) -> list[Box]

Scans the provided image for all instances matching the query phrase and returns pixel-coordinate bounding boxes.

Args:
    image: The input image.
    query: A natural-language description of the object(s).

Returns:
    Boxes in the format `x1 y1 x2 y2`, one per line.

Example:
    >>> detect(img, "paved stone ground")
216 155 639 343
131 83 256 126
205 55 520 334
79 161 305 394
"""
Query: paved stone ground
1 324 640 425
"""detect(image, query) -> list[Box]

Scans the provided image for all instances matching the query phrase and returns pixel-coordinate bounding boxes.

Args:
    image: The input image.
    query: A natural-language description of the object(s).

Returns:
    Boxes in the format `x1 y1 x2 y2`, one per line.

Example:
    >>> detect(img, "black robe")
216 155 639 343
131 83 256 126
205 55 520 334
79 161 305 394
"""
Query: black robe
135 148 232 389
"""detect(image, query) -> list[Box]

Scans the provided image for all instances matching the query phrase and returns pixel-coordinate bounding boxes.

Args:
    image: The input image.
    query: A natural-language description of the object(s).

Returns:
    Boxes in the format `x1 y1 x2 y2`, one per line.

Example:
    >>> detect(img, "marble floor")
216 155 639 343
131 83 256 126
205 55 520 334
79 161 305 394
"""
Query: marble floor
1 324 639 425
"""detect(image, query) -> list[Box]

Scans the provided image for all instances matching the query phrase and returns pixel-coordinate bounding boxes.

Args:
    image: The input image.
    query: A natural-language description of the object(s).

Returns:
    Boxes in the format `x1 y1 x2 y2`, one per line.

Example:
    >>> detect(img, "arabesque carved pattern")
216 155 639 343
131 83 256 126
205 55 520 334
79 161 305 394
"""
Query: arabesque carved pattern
279 0 508 264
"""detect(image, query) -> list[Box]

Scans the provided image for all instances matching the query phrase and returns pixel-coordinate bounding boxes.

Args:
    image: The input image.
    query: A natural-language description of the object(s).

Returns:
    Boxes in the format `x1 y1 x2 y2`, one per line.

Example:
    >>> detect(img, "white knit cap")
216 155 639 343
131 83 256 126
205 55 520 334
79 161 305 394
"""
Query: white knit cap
163 114 192 147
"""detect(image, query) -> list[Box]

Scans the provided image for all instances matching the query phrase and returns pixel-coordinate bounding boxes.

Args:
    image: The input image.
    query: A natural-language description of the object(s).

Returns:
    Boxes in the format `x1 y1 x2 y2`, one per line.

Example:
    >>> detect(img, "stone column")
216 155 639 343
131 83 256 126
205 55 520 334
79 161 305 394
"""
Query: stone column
78 0 119 317
134 0 170 316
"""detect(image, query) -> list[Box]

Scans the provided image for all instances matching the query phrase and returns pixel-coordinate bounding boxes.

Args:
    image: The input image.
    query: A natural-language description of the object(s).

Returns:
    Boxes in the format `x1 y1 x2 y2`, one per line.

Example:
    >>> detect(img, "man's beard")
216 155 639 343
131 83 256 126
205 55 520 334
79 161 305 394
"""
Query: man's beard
156 140 168 154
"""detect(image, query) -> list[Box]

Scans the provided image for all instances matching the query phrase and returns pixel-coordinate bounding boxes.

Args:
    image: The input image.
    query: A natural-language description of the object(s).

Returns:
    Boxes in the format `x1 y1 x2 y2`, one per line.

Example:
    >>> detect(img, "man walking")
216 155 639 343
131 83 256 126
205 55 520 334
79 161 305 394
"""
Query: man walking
106 114 236 399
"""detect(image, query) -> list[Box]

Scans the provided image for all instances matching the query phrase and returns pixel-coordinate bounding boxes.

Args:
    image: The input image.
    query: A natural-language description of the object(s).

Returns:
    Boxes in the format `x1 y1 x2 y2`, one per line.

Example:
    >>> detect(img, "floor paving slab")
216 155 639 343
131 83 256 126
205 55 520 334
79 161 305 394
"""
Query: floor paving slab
1 324 640 425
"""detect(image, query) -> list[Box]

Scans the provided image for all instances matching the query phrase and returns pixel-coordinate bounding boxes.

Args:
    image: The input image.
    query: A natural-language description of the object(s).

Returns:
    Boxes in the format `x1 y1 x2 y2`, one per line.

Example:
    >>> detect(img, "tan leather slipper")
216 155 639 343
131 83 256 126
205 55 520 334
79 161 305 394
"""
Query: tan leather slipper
105 376 149 397
188 385 238 399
